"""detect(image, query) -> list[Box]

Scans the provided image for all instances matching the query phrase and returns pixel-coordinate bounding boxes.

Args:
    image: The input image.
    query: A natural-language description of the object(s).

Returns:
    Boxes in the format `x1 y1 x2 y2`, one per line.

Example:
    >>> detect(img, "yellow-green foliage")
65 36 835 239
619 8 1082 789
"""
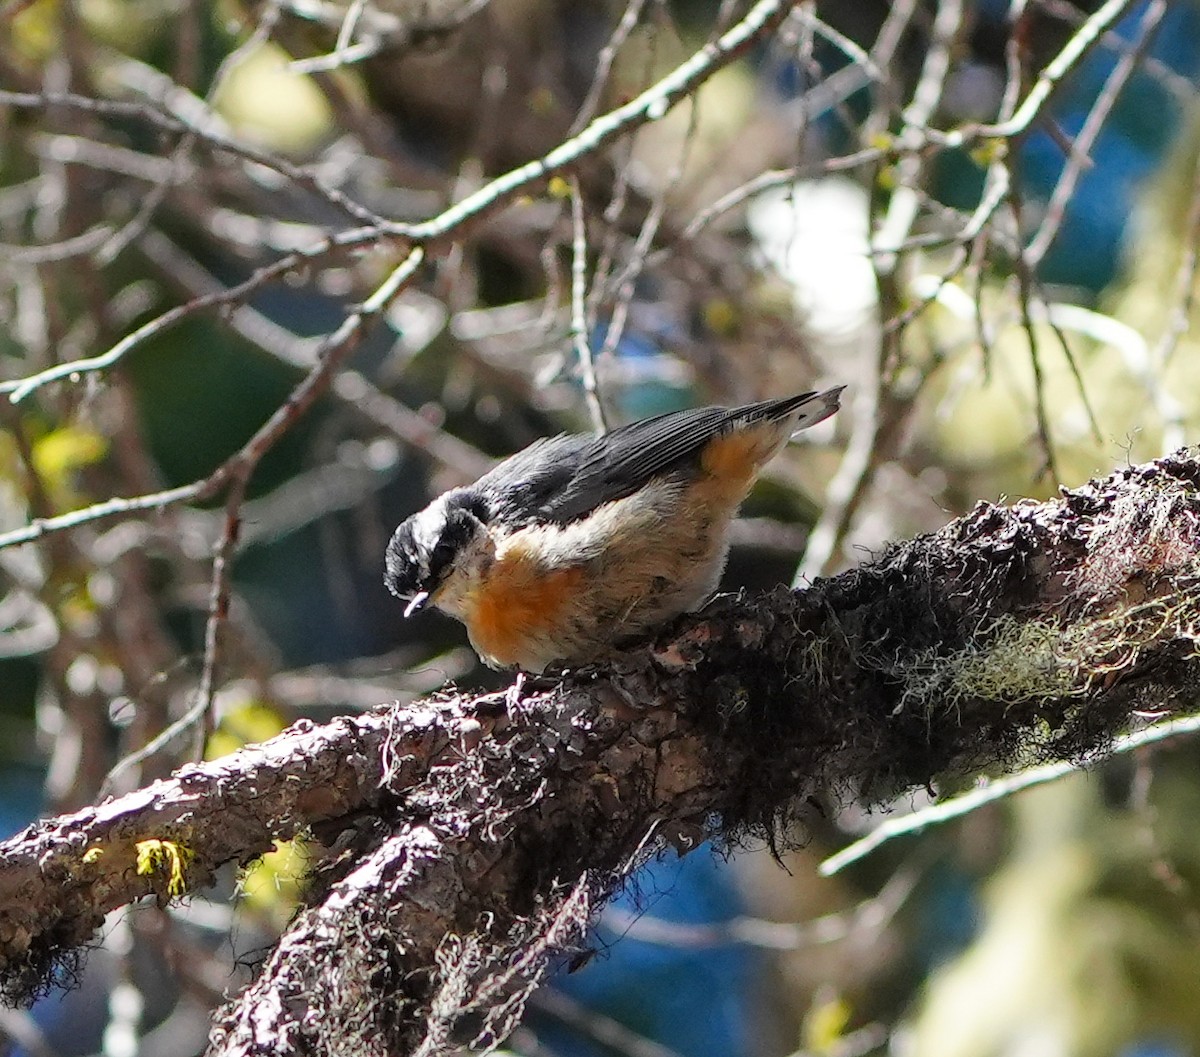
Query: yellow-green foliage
135 839 192 898
212 43 333 154
239 839 308 928
31 426 109 506
803 993 854 1056
205 697 287 761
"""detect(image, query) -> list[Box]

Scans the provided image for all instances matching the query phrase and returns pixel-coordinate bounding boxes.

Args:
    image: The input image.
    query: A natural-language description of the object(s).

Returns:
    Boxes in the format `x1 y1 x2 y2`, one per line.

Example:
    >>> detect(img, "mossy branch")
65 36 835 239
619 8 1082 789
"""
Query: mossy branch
2 452 1199 1054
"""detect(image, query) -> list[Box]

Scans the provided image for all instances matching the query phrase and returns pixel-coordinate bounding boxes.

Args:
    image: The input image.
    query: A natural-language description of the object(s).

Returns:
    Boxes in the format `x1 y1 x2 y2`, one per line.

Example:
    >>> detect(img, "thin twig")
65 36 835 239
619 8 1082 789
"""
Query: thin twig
821 711 1200 876
1 225 390 401
334 0 368 52
3 0 793 406
602 863 919 949
596 73 699 372
595 191 667 369
1031 280 1103 447
1025 0 1166 267
97 2 286 265
679 149 885 241
0 226 113 264
137 229 492 481
793 365 882 583
1009 193 1060 481
873 0 963 272
795 0 963 583
1153 148 1200 369
940 0 1141 149
786 7 885 85
569 176 608 432
1 0 790 572
98 248 423 778
0 484 206 551
530 989 685 1057
3 245 425 561
861 0 920 142
584 2 666 313
194 481 246 759
219 247 427 483
0 88 386 229
1039 0 1195 104
287 0 494 74
568 0 649 137
398 0 795 245
881 163 1010 336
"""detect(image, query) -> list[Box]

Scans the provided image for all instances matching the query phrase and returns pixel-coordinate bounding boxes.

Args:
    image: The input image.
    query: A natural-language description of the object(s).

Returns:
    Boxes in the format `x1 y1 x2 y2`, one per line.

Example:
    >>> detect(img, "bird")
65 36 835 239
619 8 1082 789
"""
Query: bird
385 387 843 671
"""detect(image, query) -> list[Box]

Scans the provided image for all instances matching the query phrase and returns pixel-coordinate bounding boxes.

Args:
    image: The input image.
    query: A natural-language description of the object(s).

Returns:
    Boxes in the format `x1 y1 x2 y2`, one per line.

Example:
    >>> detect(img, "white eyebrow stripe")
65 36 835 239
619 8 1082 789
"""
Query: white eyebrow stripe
410 500 447 554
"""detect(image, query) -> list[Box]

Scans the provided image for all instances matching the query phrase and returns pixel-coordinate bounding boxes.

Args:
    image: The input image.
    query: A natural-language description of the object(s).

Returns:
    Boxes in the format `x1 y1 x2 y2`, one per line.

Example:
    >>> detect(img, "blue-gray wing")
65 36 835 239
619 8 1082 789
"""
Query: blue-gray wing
477 393 821 527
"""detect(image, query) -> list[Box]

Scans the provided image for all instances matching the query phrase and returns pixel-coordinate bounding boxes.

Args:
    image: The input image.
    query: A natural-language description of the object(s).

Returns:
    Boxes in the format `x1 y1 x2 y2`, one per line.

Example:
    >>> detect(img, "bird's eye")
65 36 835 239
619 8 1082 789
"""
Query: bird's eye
430 537 456 575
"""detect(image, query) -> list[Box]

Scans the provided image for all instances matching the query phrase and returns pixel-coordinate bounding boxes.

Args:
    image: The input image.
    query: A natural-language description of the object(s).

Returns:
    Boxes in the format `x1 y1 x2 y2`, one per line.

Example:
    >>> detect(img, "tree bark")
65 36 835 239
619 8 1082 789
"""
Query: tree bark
3 452 1200 1053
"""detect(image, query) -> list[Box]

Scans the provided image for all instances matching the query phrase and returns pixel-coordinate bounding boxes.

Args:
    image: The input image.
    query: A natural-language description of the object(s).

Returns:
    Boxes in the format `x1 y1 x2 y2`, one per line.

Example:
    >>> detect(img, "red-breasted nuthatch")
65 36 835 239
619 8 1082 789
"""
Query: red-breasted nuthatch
385 388 843 671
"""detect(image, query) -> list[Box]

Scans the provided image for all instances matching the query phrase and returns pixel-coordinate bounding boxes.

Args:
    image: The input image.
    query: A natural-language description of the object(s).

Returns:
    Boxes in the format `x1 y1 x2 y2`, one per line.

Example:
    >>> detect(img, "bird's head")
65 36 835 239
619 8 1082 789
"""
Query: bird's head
384 491 491 617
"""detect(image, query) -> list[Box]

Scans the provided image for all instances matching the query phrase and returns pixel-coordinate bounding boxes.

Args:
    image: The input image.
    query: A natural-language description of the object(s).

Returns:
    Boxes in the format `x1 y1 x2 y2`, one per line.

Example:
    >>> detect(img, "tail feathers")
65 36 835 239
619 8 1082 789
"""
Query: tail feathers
749 386 845 432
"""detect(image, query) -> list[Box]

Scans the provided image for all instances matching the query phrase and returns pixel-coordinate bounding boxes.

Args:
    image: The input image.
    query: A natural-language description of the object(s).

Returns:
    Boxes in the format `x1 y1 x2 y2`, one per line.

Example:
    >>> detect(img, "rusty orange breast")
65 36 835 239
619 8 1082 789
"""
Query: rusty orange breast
463 548 587 668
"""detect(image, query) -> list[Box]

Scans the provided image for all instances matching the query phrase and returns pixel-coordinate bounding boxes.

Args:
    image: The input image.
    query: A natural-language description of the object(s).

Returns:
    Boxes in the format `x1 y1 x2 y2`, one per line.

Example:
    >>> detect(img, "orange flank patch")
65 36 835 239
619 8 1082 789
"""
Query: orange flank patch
697 425 778 505
465 552 586 668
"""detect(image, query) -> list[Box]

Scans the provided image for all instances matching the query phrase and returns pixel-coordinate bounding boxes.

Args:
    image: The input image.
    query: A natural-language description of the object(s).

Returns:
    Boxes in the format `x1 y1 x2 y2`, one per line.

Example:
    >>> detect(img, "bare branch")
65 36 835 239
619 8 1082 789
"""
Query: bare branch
0 224 391 402
0 484 206 552
942 0 1142 148
821 712 1200 877
1025 0 1166 267
0 88 387 229
3 0 791 414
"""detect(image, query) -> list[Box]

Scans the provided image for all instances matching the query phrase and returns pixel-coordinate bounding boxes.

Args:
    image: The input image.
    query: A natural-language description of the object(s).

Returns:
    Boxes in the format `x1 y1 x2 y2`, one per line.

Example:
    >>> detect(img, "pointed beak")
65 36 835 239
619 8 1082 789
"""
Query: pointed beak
403 590 430 618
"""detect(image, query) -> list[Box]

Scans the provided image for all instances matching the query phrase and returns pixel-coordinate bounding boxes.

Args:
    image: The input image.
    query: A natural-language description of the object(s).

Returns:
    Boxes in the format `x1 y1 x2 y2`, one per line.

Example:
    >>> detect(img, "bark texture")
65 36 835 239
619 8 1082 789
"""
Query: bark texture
3 453 1200 1054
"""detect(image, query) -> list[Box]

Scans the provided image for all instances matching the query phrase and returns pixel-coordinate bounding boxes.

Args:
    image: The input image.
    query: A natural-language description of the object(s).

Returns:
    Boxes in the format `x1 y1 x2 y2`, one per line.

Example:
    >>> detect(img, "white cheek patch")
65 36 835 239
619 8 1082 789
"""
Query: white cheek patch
429 527 496 617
